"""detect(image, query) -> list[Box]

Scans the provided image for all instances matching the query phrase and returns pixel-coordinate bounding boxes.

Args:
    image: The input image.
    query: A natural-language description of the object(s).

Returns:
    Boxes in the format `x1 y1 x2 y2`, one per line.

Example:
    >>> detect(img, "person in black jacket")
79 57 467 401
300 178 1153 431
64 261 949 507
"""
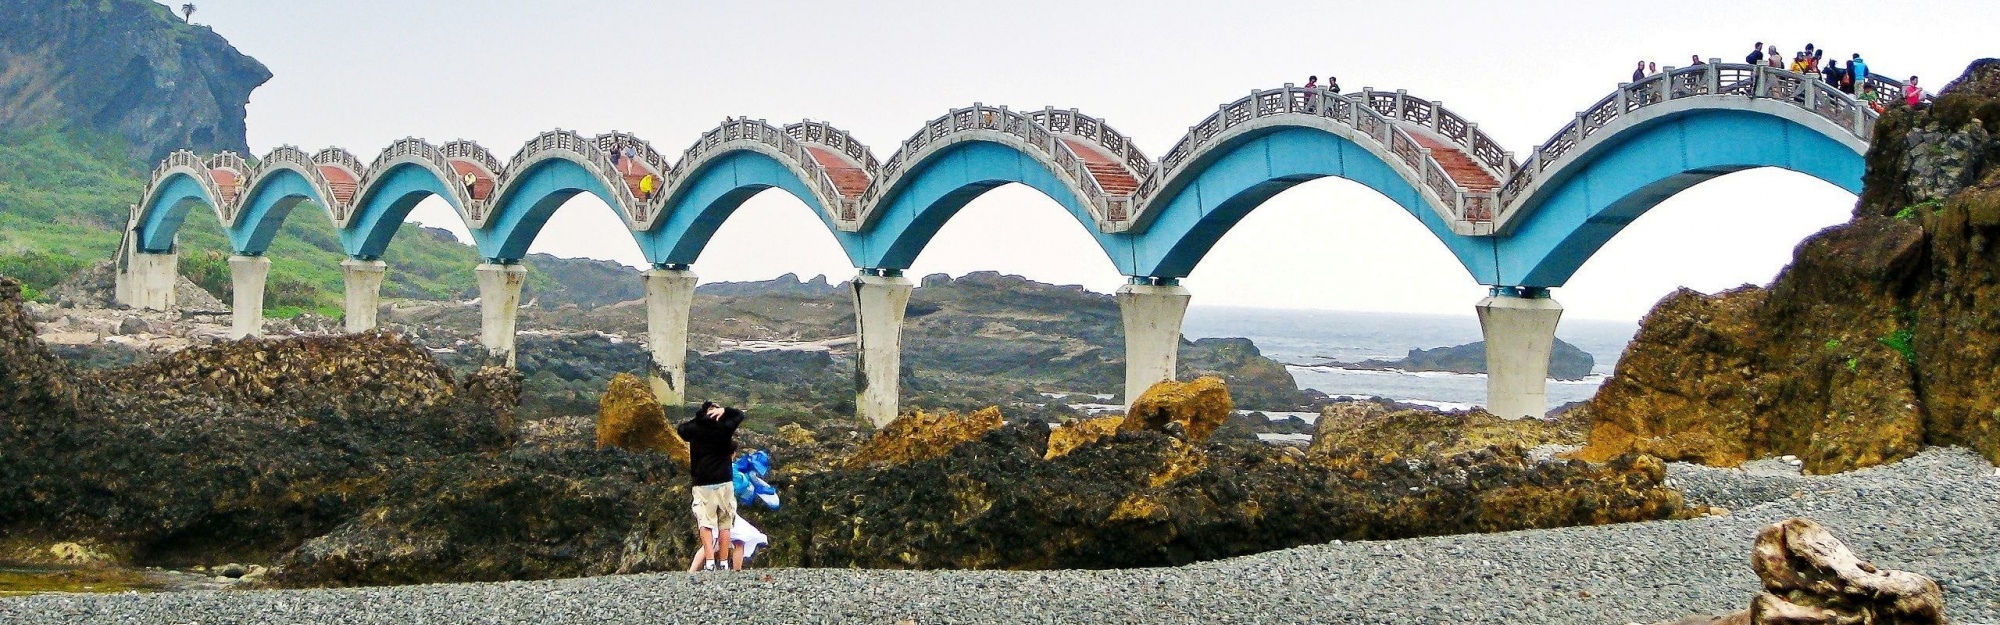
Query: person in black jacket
679 401 746 571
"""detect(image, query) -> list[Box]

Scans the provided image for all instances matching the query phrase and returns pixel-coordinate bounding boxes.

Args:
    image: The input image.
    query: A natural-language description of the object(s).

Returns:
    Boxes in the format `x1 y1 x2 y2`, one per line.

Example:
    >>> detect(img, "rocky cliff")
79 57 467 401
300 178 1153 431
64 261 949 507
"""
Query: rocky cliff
1579 60 2000 474
0 0 270 162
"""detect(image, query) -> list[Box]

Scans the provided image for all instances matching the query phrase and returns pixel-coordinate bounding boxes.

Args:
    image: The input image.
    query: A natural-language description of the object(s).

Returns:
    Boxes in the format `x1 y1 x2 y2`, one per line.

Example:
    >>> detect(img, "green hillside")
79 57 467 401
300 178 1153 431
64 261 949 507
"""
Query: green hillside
0 126 580 313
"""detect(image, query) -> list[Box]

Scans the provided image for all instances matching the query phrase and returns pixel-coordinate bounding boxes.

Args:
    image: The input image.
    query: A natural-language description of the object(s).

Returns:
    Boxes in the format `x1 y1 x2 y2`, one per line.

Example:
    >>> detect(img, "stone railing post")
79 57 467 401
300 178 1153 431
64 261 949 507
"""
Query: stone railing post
1805 75 1821 110
1707 60 1720 94
1615 83 1629 113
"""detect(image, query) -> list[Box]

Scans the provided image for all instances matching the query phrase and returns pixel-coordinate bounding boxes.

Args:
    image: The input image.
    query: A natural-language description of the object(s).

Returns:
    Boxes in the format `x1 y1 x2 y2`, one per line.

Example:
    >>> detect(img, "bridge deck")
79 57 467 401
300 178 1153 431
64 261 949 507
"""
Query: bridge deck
806 147 871 198
317 165 358 205
1062 139 1140 195
1409 134 1499 192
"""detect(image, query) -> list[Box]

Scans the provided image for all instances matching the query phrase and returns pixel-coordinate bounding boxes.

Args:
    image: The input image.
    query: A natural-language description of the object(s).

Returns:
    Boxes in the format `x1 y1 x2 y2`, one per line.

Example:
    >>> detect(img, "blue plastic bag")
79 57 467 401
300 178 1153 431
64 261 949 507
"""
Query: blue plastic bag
731 450 781 510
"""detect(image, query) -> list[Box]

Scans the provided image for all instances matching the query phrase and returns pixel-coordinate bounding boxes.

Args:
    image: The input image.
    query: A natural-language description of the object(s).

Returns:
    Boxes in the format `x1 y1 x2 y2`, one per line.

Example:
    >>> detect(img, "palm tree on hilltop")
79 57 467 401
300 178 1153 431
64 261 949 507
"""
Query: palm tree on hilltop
180 4 195 23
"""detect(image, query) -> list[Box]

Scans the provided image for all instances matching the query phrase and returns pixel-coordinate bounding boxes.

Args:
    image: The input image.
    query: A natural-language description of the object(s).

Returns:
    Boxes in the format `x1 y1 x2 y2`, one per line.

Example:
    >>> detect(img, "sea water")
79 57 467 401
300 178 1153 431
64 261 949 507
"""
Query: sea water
1183 306 1638 410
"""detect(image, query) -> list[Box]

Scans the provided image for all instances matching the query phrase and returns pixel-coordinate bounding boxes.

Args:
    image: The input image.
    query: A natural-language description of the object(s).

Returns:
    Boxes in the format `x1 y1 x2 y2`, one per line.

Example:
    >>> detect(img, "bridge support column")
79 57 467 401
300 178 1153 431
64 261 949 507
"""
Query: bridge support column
114 248 179 312
1477 288 1564 420
341 259 387 333
851 273 912 428
643 267 698 407
1118 282 1192 407
476 263 527 368
227 255 271 339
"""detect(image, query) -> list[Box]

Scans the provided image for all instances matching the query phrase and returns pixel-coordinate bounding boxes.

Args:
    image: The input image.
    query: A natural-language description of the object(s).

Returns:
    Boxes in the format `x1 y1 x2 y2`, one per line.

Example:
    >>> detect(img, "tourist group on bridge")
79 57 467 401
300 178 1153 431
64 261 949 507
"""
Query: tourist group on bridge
1629 42 1925 112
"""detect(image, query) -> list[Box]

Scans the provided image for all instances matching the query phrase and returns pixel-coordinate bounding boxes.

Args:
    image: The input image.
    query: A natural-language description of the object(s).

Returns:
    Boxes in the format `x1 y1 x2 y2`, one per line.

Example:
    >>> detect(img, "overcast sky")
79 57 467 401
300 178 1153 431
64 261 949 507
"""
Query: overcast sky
165 0 1990 321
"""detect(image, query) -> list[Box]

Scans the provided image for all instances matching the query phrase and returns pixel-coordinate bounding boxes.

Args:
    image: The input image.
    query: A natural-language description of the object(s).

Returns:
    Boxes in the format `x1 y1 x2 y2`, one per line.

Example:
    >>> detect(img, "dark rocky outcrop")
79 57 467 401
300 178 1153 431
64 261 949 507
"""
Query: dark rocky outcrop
1323 337 1597 380
0 0 270 161
0 273 517 566
1581 60 2000 474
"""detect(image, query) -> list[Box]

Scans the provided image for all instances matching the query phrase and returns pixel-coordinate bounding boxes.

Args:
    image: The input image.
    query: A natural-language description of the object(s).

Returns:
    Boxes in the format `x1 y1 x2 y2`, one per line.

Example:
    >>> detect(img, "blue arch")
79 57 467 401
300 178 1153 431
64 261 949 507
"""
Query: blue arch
1488 108 1863 287
475 158 634 262
640 150 837 266
845 140 1116 271
340 163 463 259
135 173 219 253
230 168 332 256
1108 126 1488 280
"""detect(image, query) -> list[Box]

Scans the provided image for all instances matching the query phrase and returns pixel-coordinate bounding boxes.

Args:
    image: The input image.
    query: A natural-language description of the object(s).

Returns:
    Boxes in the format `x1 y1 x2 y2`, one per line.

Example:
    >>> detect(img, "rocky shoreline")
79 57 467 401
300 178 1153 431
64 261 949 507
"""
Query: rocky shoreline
2 448 1991 625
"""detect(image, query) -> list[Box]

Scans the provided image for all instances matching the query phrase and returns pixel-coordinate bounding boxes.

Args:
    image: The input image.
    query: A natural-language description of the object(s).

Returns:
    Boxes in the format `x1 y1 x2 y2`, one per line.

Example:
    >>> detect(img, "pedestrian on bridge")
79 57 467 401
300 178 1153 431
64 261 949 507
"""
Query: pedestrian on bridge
1633 61 1647 82
681 401 748 572
1304 76 1318 90
1767 45 1783 68
1850 54 1869 90
1904 77 1925 107
639 173 657 200
1327 76 1341 94
1691 54 1703 66
1747 42 1765 66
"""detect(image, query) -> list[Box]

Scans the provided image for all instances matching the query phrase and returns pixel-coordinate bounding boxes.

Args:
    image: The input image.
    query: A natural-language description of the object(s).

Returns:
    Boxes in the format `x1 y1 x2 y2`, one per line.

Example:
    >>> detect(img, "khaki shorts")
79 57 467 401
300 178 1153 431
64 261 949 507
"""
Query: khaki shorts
691 483 737 530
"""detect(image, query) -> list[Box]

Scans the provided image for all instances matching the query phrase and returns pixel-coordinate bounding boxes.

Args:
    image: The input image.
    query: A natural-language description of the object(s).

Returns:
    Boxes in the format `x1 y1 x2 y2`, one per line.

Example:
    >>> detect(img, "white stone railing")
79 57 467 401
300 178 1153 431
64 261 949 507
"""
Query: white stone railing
1493 62 1897 225
663 118 852 224
311 147 365 177
1142 86 1497 224
1027 108 1154 179
357 137 475 219
785 120 881 177
862 104 1122 224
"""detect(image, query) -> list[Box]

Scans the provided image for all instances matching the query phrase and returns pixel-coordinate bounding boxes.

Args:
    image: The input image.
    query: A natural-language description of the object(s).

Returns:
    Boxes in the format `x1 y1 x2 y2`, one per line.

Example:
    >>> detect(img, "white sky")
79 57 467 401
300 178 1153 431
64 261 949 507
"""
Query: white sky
170 0 1991 321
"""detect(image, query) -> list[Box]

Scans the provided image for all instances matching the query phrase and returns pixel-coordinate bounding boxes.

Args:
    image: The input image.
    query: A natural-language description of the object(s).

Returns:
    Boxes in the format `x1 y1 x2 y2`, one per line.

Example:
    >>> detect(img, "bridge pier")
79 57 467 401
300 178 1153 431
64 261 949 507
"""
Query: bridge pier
227 255 270 339
1118 282 1192 407
851 272 912 428
643 267 698 407
1477 289 1564 419
476 263 527 368
114 248 179 312
341 259 387 333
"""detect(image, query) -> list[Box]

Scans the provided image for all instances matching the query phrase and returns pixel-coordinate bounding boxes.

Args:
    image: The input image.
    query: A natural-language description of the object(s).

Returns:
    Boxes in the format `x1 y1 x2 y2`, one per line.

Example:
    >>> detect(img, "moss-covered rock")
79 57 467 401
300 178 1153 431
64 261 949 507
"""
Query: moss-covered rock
1045 415 1122 459
1120 376 1232 444
843 406 1005 469
594 373 688 466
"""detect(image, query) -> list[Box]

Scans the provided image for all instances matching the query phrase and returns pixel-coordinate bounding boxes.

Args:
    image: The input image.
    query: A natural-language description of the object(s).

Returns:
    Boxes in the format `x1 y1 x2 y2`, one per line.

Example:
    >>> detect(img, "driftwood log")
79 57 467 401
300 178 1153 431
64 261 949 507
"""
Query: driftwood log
1643 518 1945 625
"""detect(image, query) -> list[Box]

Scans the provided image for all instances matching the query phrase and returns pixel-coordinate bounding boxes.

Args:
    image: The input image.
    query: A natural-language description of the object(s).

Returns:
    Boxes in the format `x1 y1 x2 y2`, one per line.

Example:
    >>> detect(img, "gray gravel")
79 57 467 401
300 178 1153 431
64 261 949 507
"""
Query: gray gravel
4 448 1996 625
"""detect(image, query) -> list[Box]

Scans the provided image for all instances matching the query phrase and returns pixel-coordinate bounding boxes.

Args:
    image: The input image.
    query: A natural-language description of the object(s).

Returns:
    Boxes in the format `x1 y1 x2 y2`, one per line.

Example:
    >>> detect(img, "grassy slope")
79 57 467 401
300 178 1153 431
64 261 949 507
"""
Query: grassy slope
0 126 566 310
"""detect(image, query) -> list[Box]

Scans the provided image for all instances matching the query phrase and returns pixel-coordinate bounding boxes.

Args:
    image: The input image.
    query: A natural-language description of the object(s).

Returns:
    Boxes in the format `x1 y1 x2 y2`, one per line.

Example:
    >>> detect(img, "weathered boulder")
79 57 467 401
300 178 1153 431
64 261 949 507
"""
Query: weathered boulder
595 372 689 466
1583 60 2000 473
1120 376 1232 444
1646 518 1945 625
1045 415 1123 459
843 406 1005 469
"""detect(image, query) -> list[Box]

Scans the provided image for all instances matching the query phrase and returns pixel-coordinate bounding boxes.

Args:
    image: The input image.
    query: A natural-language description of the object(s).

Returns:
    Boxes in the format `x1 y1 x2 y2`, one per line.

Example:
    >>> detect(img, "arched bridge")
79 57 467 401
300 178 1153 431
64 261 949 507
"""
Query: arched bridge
113 62 1899 424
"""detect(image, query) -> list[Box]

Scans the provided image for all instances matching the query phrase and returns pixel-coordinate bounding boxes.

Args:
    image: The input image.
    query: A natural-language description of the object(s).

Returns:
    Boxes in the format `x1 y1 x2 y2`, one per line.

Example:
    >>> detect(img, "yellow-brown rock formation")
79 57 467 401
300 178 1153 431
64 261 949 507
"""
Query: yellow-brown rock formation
843 406 1004 469
1119 376 1232 444
594 373 689 466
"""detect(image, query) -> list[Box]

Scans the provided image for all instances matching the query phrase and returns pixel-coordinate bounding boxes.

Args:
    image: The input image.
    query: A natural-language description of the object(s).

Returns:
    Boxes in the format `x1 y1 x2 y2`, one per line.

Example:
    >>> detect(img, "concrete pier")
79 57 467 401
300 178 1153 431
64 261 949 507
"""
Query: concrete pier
227 255 271 339
114 249 179 312
476 263 527 368
341 259 388 333
643 267 699 406
1117 283 1192 406
851 273 913 428
1477 290 1564 419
